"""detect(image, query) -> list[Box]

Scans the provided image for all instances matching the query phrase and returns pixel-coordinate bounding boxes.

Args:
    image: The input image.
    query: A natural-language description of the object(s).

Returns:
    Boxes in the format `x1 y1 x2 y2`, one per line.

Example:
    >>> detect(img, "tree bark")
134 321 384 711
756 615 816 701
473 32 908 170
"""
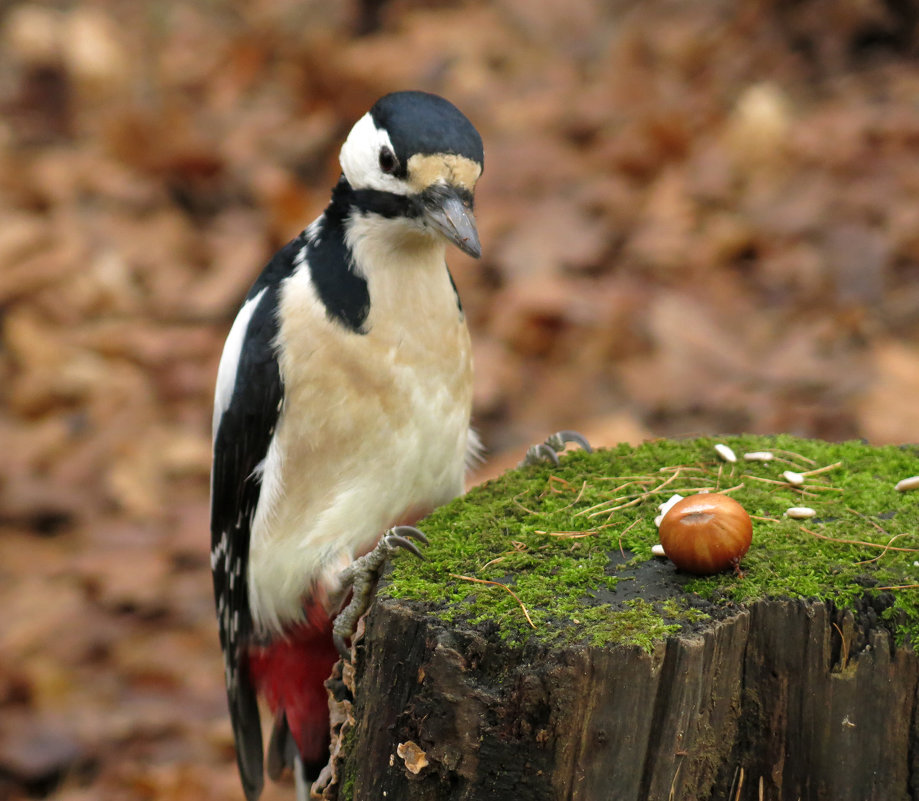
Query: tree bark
322 593 918 801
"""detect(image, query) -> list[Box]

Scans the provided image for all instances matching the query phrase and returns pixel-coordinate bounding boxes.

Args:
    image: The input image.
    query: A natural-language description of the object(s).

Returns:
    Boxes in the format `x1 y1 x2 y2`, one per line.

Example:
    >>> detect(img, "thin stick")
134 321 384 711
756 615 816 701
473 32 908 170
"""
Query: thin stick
450 574 537 628
575 491 636 518
658 464 711 474
547 475 574 492
667 756 683 801
854 533 915 565
727 767 740 801
800 461 842 477
593 475 661 481
590 495 645 519
512 491 541 516
587 486 730 519
771 455 809 467
799 526 919 554
535 530 597 538
743 474 789 486
617 518 642 557
847 508 892 537
769 448 818 465
552 480 588 513
742 473 823 496
654 467 684 494
575 471 718 519
832 622 849 669
734 767 745 801
482 540 529 569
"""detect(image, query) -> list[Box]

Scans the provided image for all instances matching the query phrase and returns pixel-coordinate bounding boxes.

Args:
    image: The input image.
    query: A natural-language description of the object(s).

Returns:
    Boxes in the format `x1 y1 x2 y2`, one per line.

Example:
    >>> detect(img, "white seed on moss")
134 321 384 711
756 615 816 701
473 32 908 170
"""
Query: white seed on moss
784 506 816 519
895 476 919 492
743 451 774 462
783 470 805 486
655 494 685 528
715 443 737 463
659 493 685 513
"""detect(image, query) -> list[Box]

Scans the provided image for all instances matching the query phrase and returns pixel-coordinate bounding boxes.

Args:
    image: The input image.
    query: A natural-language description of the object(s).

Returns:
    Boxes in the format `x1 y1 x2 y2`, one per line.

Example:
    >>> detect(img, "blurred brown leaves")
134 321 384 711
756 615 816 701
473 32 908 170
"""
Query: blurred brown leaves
1 0 919 798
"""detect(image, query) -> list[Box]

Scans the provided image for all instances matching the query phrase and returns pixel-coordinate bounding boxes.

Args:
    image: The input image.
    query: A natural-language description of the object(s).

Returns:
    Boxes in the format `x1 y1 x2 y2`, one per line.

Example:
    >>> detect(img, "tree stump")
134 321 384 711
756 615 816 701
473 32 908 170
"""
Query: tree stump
320 436 919 801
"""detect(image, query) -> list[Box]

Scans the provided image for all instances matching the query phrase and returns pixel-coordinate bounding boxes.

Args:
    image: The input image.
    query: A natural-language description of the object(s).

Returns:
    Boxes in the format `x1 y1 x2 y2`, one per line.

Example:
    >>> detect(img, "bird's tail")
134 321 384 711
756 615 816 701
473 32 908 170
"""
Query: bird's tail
294 754 310 801
266 706 330 799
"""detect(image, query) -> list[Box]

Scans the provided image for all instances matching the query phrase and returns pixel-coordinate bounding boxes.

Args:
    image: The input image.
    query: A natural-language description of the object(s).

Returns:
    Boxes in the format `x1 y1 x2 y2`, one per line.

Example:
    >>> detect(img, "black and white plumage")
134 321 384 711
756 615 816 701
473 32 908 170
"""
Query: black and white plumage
210 91 484 800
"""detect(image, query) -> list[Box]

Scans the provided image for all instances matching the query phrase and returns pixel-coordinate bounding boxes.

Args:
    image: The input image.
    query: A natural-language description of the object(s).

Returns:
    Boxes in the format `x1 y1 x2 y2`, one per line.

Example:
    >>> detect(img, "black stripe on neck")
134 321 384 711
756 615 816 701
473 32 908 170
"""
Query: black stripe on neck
304 186 371 332
331 176 422 220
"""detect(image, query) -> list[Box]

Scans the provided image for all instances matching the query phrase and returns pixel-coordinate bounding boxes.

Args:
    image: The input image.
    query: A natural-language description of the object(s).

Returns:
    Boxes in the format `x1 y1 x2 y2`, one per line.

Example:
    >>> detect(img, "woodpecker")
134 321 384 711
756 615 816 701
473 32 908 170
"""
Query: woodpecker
209 91 485 800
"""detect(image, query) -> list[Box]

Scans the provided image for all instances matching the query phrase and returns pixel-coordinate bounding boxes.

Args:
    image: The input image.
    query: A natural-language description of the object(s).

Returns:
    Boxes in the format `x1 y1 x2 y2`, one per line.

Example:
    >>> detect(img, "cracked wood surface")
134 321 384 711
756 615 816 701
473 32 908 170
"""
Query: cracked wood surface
326 596 917 801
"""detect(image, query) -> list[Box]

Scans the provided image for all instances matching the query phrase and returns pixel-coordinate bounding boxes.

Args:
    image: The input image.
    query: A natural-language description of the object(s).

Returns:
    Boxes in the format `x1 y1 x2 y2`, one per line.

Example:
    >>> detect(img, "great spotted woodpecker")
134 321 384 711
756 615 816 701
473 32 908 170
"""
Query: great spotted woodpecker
209 91 484 800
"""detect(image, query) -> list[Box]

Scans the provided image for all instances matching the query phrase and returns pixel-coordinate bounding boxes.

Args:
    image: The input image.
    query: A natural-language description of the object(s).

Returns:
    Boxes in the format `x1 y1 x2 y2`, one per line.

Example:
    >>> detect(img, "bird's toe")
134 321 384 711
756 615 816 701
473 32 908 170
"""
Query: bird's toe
518 430 592 468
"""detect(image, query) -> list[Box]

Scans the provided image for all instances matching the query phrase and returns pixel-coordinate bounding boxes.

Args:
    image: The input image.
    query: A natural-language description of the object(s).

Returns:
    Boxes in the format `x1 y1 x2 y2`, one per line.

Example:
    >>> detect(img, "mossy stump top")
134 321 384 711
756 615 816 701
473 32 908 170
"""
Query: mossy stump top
326 435 919 801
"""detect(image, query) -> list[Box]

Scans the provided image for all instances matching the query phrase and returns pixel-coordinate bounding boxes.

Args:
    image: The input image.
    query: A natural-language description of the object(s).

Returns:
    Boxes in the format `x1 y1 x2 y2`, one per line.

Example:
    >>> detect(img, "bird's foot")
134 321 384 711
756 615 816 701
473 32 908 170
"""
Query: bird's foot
518 429 593 468
332 525 428 660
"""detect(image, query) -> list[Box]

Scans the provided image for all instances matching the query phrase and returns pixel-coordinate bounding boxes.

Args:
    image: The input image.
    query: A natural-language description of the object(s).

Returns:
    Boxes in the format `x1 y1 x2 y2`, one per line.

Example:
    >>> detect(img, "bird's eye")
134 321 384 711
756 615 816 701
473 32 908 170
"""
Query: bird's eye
378 148 397 174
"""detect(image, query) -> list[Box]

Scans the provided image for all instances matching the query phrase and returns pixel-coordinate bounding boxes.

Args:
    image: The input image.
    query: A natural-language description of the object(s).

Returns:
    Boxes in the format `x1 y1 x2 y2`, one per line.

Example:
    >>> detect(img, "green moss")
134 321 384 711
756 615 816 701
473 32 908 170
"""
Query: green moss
337 724 358 801
385 435 919 651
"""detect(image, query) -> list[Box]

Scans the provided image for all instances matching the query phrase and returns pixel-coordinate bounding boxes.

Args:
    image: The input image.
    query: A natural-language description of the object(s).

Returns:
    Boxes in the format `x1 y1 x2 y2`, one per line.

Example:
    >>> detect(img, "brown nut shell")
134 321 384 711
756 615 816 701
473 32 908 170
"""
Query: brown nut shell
658 493 752 574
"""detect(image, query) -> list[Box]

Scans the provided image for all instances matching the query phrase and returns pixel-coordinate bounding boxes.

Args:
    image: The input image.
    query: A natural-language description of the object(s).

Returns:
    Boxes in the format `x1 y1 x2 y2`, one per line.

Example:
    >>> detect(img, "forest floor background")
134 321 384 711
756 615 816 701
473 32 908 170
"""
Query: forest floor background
2 0 919 798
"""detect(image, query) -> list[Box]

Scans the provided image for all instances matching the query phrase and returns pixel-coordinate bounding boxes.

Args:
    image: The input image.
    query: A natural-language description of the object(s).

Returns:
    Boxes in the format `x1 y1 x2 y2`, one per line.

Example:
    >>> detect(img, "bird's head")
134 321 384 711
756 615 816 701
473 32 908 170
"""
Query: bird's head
339 91 483 258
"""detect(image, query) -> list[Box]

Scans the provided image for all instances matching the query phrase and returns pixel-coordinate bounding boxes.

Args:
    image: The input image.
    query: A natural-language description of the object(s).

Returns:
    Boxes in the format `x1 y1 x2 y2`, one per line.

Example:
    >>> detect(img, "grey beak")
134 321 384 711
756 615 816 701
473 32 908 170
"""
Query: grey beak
422 186 481 258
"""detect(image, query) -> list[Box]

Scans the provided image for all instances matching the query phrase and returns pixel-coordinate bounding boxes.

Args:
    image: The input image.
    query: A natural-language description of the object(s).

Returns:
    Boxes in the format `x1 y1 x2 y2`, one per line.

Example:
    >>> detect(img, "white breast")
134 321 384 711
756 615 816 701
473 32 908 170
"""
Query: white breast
247 229 472 634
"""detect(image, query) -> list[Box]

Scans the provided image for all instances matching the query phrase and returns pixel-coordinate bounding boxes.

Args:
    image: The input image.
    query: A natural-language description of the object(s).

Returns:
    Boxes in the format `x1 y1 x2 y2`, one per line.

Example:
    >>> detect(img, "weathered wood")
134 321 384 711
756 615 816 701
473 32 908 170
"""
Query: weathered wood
315 436 919 800
719 598 918 801
324 594 918 801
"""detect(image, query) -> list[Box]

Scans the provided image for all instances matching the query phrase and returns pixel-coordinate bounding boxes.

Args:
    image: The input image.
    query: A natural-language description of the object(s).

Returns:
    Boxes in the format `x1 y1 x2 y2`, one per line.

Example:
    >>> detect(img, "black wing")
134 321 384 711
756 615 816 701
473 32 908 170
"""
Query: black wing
210 239 302 801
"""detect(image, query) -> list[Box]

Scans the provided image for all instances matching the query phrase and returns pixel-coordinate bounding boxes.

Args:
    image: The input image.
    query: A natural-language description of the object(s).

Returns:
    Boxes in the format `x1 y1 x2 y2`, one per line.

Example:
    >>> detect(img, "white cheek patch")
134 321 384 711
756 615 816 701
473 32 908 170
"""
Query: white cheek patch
339 113 410 194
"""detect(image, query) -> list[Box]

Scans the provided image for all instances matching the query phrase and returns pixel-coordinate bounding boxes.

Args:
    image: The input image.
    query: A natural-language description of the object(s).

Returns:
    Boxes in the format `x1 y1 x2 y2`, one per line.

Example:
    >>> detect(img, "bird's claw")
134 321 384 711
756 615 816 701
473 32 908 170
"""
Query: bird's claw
518 429 592 468
547 430 592 453
384 525 429 559
332 525 428 661
533 443 560 466
332 632 351 661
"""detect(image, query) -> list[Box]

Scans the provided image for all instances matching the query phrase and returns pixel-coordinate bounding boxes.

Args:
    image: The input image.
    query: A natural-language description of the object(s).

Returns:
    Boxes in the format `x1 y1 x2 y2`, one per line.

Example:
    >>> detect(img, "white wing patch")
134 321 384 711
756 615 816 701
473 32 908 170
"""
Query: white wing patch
213 288 268 439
